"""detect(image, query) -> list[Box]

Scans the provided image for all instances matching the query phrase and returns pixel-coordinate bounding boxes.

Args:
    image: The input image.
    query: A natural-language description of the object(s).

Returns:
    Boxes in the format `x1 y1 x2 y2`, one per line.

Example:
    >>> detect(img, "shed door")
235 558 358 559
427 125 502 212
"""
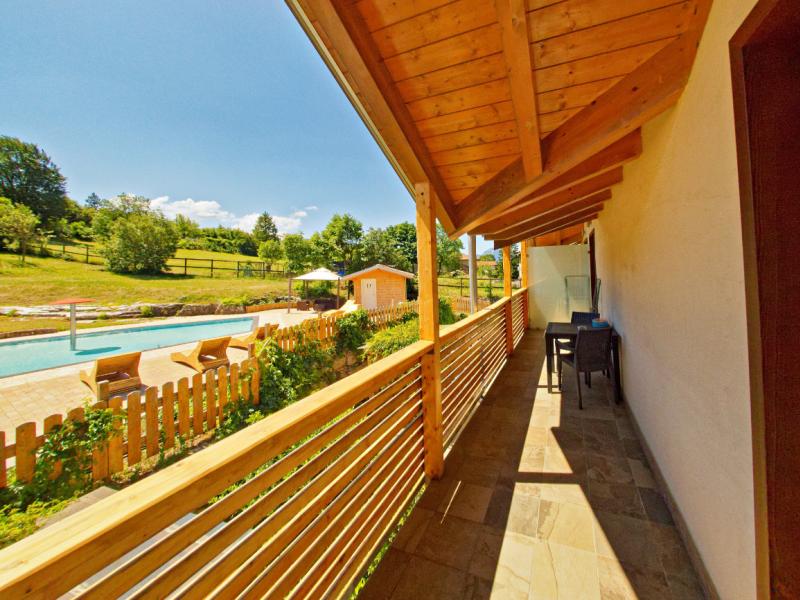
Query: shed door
360 279 377 309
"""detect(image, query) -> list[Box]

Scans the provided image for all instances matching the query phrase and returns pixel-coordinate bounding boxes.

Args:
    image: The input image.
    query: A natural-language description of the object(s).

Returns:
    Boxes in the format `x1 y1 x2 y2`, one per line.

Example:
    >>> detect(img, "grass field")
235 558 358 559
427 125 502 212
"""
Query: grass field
0 316 150 334
0 252 290 306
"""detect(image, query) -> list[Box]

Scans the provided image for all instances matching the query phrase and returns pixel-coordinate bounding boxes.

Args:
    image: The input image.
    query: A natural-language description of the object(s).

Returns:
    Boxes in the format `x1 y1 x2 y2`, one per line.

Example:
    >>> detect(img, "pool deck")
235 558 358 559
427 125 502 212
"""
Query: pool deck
0 309 320 442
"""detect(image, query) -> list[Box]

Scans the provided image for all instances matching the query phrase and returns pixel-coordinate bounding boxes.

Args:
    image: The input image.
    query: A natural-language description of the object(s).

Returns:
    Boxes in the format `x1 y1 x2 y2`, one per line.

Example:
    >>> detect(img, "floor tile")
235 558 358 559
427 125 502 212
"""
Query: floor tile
389 555 466 600
415 513 482 571
536 499 596 553
439 482 494 524
530 540 601 600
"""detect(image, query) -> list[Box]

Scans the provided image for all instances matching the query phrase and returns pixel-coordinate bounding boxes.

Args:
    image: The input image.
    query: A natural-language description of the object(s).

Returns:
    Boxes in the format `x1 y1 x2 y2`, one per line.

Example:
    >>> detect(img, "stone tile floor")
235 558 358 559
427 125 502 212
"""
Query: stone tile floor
361 332 705 600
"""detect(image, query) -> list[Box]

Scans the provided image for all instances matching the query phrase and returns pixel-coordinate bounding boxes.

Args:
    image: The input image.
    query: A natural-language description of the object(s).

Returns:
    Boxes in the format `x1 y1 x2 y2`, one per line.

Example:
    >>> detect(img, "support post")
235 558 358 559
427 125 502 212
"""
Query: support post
69 303 77 351
468 234 478 313
416 182 444 480
520 239 530 328
503 246 514 355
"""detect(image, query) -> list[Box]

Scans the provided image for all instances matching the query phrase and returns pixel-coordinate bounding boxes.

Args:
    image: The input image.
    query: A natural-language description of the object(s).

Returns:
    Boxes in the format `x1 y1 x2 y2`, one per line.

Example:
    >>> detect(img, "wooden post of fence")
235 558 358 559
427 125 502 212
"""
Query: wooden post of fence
127 392 142 466
162 382 175 450
43 414 63 480
177 377 190 437
184 257 188 275
217 365 229 421
503 245 514 355
205 370 217 430
415 182 444 480
15 423 36 483
108 396 124 473
145 388 159 458
520 239 530 329
191 374 204 435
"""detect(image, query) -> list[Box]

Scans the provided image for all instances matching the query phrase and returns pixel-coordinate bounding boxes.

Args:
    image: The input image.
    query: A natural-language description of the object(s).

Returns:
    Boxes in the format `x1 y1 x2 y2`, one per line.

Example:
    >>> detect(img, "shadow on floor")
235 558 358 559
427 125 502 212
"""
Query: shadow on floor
360 332 706 600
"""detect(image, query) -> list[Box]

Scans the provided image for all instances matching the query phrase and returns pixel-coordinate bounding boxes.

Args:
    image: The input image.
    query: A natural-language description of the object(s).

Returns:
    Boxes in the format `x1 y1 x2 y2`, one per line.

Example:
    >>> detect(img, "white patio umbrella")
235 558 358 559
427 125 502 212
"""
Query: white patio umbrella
288 268 342 312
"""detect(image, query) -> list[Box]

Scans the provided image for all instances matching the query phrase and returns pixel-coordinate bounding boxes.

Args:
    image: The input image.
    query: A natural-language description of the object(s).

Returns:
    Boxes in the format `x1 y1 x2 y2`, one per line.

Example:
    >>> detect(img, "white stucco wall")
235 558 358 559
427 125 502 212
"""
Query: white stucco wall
592 1 757 597
528 244 590 329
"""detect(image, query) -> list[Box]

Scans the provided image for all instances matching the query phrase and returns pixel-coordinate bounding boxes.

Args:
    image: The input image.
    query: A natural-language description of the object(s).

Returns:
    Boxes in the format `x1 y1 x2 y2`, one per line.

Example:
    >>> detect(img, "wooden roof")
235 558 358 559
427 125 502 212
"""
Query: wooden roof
289 0 712 245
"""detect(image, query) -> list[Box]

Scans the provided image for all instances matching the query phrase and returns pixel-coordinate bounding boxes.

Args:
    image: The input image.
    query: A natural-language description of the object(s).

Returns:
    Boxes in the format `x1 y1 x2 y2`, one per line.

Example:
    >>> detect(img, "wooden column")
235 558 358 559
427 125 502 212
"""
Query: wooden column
503 245 514 355
520 239 530 328
415 182 444 479
468 234 478 313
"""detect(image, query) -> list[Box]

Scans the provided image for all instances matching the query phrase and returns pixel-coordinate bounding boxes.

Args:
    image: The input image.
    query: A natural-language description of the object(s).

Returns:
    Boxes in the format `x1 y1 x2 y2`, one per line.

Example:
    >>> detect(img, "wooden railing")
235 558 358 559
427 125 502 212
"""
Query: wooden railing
0 289 528 597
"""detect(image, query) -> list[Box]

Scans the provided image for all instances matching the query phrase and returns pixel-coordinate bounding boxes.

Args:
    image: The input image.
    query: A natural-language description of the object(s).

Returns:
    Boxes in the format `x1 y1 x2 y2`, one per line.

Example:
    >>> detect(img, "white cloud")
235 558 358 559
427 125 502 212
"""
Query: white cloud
150 196 308 235
304 205 319 211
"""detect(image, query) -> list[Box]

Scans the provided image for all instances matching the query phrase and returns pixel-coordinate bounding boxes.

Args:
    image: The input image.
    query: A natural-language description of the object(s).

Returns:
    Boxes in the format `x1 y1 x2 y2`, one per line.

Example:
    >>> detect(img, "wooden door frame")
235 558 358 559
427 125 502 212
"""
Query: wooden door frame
730 2 800 597
588 230 597 311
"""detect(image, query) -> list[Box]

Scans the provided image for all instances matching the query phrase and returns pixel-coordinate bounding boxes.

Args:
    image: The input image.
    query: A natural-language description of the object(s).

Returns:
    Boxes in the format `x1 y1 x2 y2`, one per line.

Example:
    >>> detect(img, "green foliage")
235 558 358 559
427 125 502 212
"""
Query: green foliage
139 305 155 317
91 194 152 240
364 318 419 362
436 223 463 274
322 213 363 271
68 220 93 241
101 212 178 274
0 499 73 550
282 233 311 272
356 227 411 272
0 136 67 225
252 212 279 243
439 297 458 325
0 198 40 264
257 334 335 414
384 222 417 269
174 214 201 240
12 404 123 507
335 309 373 358
177 225 257 256
257 239 283 267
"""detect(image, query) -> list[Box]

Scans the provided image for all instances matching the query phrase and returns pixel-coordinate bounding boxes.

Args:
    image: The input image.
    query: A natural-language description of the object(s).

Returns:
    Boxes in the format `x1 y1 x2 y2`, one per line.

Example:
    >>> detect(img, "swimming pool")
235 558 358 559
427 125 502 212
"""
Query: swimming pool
0 317 257 378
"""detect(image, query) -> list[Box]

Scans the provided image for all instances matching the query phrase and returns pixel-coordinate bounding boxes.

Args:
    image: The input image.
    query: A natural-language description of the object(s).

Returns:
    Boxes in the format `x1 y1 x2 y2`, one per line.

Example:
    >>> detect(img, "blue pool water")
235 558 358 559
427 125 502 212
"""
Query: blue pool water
0 317 256 378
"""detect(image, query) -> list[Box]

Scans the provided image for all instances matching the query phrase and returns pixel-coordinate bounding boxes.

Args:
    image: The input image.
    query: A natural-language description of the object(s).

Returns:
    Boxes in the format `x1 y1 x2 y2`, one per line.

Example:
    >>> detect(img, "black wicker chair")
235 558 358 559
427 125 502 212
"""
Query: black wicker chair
556 327 613 409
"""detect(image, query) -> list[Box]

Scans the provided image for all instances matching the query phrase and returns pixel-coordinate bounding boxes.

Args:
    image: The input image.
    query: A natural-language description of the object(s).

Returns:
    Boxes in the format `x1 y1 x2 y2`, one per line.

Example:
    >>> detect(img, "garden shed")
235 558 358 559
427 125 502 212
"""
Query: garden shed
343 264 413 310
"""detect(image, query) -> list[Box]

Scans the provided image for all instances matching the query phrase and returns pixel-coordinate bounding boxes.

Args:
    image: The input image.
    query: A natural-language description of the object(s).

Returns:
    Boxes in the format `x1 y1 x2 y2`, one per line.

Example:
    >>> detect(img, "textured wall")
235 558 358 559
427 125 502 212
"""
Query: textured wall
592 1 758 597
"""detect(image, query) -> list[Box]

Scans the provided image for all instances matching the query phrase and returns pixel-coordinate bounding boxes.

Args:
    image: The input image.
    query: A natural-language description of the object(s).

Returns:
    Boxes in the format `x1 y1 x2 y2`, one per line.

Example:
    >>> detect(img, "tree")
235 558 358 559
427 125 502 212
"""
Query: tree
0 136 67 224
174 214 200 240
100 212 178 274
92 194 151 239
496 245 521 280
282 234 310 272
0 197 41 264
252 212 279 243
84 193 103 210
436 223 463 274
258 239 283 268
358 227 409 271
322 213 363 273
385 222 417 269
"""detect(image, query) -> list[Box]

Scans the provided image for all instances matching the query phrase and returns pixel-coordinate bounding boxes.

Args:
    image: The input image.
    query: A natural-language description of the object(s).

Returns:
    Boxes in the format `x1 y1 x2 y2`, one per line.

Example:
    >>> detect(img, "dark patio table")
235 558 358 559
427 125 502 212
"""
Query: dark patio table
544 322 623 404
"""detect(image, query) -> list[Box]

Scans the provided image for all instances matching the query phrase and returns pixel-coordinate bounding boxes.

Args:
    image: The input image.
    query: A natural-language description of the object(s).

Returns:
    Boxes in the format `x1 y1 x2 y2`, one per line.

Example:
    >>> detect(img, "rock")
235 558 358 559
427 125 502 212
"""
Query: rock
177 303 217 317
215 304 245 314
145 303 183 317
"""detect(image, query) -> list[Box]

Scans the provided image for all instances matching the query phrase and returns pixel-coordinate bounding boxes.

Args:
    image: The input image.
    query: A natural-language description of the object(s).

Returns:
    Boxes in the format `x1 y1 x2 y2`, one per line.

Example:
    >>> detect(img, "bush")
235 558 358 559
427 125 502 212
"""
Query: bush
101 212 178 274
364 318 420 362
0 499 72 549
334 309 373 358
139 305 154 318
439 297 458 325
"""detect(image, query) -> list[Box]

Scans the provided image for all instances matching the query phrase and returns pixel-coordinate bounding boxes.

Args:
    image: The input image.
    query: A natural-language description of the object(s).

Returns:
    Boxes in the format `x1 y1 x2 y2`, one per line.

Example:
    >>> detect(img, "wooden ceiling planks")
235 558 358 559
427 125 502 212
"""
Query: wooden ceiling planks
292 0 711 237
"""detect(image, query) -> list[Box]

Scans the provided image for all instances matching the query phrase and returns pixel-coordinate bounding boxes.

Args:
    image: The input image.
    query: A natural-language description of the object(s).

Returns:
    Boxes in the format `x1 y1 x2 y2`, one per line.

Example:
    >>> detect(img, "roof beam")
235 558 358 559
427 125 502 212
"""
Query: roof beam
493 207 600 248
453 32 702 236
485 189 611 240
289 0 457 230
476 168 621 235
495 0 542 179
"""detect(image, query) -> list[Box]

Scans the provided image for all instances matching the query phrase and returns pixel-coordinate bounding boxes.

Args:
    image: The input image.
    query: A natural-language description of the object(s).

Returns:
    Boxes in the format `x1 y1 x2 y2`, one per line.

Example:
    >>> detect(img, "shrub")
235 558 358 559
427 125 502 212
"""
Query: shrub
438 297 458 325
364 318 420 362
335 309 373 358
101 212 178 274
139 305 154 318
0 499 72 549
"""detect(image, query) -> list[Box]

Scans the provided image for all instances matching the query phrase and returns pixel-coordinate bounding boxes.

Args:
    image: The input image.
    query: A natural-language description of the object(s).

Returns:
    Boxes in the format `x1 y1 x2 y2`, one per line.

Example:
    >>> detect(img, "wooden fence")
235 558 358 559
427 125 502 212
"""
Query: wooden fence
0 290 528 598
0 301 420 485
448 296 492 314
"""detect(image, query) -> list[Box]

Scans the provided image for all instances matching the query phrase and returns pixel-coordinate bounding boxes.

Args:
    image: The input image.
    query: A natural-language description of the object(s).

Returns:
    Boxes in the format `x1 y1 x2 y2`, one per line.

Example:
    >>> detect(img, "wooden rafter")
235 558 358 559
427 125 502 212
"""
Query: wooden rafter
485 189 611 240
289 0 457 230
493 207 600 249
476 168 621 235
452 31 706 236
495 0 542 179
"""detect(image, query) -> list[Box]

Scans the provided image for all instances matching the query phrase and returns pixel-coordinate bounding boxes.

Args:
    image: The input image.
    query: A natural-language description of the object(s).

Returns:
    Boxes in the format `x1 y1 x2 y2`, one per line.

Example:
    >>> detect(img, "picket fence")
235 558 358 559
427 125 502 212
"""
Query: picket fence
0 301 420 488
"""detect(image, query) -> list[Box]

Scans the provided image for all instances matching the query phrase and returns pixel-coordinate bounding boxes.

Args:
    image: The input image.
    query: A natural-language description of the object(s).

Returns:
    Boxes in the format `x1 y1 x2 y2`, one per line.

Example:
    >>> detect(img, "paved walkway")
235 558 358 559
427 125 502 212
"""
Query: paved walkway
362 333 705 600
0 309 319 441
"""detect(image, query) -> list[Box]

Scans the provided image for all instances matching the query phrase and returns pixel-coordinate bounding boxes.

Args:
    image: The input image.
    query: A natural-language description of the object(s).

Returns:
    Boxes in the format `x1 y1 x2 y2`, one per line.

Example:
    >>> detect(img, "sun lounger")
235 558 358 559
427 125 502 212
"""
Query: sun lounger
80 351 142 397
171 336 231 373
229 324 278 351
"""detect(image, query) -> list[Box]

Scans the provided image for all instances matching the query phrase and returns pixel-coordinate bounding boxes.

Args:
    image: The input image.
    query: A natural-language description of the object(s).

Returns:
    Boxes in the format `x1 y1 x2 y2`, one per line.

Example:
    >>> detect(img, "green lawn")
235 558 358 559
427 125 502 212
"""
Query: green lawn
0 316 151 334
0 252 291 306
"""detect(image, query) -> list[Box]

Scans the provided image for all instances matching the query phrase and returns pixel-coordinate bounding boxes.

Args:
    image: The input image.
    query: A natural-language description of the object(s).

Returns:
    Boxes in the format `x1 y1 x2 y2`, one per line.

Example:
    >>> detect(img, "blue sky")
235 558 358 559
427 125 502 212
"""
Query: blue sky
0 1 490 251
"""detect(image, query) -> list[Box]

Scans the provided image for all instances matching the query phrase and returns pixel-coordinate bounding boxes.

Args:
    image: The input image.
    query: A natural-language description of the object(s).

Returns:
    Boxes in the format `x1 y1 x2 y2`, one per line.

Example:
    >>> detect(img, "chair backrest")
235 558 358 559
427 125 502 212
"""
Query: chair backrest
199 337 230 358
95 352 141 377
571 311 599 326
574 327 612 372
